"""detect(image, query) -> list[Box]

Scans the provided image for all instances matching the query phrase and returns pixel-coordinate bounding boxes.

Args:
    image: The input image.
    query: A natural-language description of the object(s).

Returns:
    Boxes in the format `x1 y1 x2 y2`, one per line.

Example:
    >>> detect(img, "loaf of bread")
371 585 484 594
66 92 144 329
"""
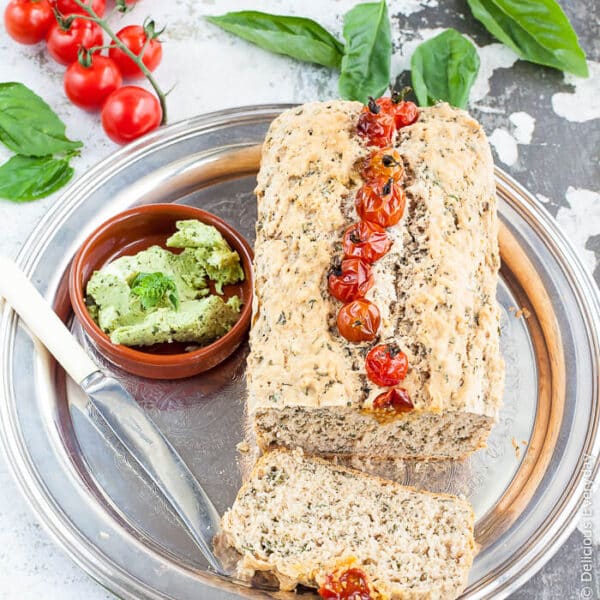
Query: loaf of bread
247 101 504 459
219 450 475 598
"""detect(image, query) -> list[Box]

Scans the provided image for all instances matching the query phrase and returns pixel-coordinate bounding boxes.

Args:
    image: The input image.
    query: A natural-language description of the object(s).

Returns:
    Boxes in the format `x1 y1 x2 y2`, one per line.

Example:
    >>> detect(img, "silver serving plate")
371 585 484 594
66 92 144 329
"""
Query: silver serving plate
0 105 599 600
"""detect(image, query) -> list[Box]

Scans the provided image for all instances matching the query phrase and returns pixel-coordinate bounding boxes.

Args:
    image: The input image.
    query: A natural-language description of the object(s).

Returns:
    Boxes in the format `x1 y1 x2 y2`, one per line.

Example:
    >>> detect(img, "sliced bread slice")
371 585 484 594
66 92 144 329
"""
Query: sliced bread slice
218 450 476 599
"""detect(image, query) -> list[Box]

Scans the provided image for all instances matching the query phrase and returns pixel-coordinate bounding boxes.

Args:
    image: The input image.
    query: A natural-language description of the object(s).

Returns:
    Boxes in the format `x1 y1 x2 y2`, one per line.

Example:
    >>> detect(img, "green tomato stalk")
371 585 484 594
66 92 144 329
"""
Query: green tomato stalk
69 0 168 124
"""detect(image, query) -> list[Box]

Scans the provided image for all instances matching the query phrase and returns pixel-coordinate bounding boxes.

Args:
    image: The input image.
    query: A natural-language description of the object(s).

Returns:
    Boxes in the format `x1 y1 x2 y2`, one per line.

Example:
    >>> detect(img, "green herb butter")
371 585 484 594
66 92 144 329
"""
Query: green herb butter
86 219 244 347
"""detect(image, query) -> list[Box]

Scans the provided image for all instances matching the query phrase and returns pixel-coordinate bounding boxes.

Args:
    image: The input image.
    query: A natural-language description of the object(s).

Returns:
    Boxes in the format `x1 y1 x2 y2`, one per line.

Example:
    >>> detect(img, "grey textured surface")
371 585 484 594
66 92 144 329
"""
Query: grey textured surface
0 0 598 598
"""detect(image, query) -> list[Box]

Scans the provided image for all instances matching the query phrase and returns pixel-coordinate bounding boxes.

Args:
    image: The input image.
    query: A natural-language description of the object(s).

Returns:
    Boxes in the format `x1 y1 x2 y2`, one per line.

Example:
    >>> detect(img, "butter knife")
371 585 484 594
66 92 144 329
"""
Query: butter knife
0 257 227 575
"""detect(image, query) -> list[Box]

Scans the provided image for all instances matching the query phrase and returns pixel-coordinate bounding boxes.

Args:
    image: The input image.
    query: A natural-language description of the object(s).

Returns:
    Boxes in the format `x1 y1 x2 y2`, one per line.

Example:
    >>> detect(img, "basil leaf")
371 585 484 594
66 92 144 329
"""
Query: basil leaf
339 0 391 103
206 11 344 69
0 155 74 203
0 82 83 157
411 29 480 109
130 272 179 310
467 0 588 77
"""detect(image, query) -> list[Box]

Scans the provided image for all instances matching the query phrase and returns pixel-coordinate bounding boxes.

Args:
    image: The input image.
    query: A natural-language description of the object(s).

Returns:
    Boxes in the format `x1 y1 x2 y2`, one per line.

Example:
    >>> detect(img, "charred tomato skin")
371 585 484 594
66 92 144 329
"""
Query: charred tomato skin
343 221 392 264
355 177 406 228
365 344 409 386
361 149 404 182
337 299 381 343
394 100 419 128
318 568 372 600
372 387 414 412
328 258 375 303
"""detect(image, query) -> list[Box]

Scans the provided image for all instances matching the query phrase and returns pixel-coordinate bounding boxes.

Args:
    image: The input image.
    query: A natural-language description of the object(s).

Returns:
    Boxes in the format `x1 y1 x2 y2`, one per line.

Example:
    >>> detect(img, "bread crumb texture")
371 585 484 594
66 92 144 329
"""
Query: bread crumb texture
220 450 476 599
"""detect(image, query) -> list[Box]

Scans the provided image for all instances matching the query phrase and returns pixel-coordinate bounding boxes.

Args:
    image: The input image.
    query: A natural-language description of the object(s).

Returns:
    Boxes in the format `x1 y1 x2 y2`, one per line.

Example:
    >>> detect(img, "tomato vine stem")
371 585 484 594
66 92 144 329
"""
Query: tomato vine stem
71 0 167 124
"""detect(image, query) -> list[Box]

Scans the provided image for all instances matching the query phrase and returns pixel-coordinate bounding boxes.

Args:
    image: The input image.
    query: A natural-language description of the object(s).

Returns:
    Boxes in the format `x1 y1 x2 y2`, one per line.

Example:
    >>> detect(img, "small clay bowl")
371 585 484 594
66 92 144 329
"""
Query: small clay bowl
69 204 253 380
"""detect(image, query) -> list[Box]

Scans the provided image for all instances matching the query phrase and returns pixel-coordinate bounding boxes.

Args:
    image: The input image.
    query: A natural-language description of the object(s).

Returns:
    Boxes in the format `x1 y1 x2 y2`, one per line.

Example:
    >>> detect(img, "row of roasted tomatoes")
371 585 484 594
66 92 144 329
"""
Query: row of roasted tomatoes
327 96 418 415
4 0 163 144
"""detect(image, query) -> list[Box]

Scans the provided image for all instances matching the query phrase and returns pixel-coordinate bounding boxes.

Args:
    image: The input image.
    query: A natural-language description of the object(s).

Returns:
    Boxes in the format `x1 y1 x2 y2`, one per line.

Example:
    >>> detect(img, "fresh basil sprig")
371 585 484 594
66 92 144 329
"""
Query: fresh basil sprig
0 155 75 203
411 29 480 109
0 83 82 157
130 272 179 310
0 83 81 203
467 0 588 77
206 11 344 69
339 0 392 103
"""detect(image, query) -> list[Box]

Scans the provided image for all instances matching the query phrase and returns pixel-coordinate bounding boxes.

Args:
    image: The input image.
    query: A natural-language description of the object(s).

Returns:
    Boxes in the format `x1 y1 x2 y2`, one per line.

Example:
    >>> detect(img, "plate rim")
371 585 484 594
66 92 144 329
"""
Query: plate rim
1 104 599 600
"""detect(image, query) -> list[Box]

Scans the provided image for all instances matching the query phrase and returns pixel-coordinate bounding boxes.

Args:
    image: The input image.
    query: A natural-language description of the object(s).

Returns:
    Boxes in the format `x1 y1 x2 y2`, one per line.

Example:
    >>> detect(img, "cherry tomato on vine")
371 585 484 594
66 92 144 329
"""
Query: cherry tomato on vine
55 0 106 16
372 387 414 413
343 221 392 264
328 258 374 303
109 24 162 79
361 149 403 182
319 568 371 600
46 19 103 65
365 344 409 387
4 0 53 44
355 177 406 228
337 299 380 343
101 86 161 144
64 54 122 110
356 97 396 148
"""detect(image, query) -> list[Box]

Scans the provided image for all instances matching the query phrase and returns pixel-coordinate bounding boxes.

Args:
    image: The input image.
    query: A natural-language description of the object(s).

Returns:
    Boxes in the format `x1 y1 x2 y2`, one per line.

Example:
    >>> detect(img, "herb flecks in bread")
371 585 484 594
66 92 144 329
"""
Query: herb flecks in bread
219 450 476 599
247 100 504 460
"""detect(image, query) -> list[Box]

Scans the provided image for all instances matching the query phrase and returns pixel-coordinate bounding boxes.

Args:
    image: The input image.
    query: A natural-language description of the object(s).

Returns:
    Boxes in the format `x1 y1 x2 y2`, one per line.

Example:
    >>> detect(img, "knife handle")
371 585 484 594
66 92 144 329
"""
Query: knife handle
0 257 98 384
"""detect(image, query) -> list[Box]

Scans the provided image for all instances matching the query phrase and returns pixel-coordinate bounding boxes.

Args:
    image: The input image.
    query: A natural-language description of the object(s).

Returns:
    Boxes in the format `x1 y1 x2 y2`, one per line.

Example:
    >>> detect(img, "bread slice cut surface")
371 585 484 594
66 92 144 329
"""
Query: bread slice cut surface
219 450 476 599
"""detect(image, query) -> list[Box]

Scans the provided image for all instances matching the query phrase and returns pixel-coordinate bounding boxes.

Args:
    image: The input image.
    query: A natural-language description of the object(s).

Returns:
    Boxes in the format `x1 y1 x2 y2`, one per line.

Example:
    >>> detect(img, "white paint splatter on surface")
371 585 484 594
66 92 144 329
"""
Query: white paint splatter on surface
552 61 600 123
489 113 535 166
556 187 600 275
470 43 519 104
391 27 446 76
394 0 439 16
489 128 518 166
509 112 535 144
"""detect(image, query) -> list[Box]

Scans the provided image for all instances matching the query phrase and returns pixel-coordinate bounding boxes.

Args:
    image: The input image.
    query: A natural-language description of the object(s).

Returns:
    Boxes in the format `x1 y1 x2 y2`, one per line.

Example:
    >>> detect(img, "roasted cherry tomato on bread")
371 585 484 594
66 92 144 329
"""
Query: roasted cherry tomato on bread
337 299 380 343
328 258 374 303
365 344 409 386
64 54 122 110
357 97 396 148
372 388 414 413
380 92 419 128
46 19 103 65
343 221 392 264
394 100 419 128
55 0 106 16
101 86 161 144
355 177 406 228
4 0 53 44
319 568 372 600
109 24 162 79
361 149 403 182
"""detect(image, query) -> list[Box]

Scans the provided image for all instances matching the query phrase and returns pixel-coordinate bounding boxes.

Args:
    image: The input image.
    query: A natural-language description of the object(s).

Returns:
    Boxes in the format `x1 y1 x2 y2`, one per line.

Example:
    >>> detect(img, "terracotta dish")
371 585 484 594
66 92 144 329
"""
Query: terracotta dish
69 203 253 379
